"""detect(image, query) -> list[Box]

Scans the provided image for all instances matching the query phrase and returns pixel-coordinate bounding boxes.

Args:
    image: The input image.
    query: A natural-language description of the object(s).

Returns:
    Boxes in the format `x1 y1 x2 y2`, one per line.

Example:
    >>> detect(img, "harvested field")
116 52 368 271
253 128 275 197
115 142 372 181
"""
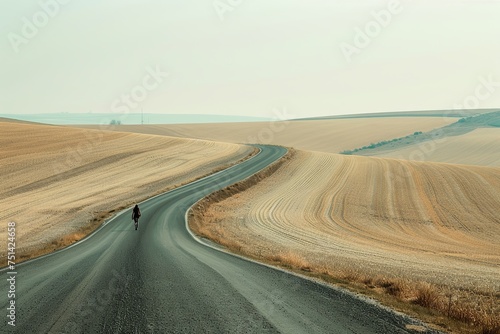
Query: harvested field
199 150 500 288
81 117 455 154
370 128 500 167
0 121 252 262
192 150 500 331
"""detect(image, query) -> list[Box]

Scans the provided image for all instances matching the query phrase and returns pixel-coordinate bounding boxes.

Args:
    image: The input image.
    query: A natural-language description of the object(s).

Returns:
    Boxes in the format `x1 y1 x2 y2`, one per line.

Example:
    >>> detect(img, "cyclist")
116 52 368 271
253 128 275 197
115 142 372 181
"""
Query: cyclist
132 204 141 230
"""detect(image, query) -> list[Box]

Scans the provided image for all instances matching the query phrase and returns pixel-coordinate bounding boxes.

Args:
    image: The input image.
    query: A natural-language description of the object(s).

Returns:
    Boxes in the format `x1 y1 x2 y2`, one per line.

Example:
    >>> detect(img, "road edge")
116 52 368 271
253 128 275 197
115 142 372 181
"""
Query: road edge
183 145 439 334
0 146 261 271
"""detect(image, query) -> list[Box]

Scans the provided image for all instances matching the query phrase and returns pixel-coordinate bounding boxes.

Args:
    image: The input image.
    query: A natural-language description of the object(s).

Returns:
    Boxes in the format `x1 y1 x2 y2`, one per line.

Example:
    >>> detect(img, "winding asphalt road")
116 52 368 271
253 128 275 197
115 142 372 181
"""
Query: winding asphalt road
1 146 437 334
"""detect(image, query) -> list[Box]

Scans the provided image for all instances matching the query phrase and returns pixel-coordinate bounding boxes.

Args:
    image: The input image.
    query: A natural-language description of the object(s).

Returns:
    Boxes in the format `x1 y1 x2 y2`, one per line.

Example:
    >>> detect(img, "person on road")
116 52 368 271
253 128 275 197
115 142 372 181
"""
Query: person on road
132 204 141 230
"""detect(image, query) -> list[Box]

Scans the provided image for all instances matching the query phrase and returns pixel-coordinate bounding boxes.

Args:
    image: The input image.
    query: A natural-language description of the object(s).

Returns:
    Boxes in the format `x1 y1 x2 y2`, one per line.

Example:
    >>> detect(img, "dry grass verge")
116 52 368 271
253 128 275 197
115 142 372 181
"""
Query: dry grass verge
9 208 127 266
0 147 258 268
188 148 499 334
189 147 295 242
274 255 500 334
199 236 499 334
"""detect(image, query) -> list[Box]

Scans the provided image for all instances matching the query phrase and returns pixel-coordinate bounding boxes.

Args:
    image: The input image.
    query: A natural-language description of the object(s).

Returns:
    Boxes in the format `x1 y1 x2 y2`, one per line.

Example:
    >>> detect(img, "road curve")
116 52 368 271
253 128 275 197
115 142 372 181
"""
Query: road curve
1 145 438 334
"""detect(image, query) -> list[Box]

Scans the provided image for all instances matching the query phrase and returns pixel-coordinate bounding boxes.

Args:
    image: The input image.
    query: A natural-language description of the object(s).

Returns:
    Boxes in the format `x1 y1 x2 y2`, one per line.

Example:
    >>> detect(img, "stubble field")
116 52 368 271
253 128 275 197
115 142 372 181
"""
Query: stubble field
370 128 500 167
83 116 455 154
192 149 500 332
4 114 499 332
0 121 251 262
199 150 500 289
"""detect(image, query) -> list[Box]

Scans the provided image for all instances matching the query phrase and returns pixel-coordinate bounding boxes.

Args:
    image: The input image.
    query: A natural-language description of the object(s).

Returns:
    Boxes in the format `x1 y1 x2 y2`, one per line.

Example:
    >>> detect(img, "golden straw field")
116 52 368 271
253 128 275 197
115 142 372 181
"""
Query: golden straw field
0 121 251 260
82 116 455 154
199 150 500 289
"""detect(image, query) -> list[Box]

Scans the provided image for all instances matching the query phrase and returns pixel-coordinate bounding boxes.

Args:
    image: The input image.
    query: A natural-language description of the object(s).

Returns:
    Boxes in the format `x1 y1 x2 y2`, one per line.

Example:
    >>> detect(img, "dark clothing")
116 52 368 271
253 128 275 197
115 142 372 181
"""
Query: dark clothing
132 206 141 220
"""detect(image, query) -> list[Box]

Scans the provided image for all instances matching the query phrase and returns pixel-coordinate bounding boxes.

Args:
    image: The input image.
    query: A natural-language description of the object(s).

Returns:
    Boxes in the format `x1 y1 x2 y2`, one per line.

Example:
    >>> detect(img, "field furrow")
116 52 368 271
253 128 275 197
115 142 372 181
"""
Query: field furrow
206 150 500 291
0 121 252 260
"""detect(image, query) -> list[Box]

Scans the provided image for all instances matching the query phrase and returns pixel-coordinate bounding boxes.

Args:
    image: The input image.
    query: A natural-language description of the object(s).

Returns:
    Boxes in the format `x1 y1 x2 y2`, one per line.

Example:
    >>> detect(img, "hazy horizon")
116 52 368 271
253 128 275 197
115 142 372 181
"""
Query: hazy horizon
0 112 273 125
1 0 499 120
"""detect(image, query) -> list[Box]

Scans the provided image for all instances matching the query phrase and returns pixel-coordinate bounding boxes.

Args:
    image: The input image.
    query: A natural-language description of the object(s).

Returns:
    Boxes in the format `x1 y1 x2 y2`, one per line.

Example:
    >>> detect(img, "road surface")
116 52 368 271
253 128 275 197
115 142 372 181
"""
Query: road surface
1 145 438 333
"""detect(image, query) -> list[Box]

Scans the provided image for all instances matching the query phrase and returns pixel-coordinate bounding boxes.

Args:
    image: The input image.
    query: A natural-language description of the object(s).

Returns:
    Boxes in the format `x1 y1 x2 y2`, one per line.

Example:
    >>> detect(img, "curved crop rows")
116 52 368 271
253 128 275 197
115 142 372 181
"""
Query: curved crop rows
0 121 251 260
208 151 500 290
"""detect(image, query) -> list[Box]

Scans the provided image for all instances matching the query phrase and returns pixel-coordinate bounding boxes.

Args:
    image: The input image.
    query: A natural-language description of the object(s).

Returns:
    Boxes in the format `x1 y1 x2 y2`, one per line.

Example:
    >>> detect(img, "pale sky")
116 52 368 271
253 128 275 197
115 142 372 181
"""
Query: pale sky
1 0 499 119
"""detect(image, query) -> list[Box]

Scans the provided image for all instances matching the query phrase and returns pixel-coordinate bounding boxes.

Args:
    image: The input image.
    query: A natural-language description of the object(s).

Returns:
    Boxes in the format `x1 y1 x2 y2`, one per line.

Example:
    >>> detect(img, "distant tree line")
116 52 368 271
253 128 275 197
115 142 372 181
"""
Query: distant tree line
341 131 423 155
